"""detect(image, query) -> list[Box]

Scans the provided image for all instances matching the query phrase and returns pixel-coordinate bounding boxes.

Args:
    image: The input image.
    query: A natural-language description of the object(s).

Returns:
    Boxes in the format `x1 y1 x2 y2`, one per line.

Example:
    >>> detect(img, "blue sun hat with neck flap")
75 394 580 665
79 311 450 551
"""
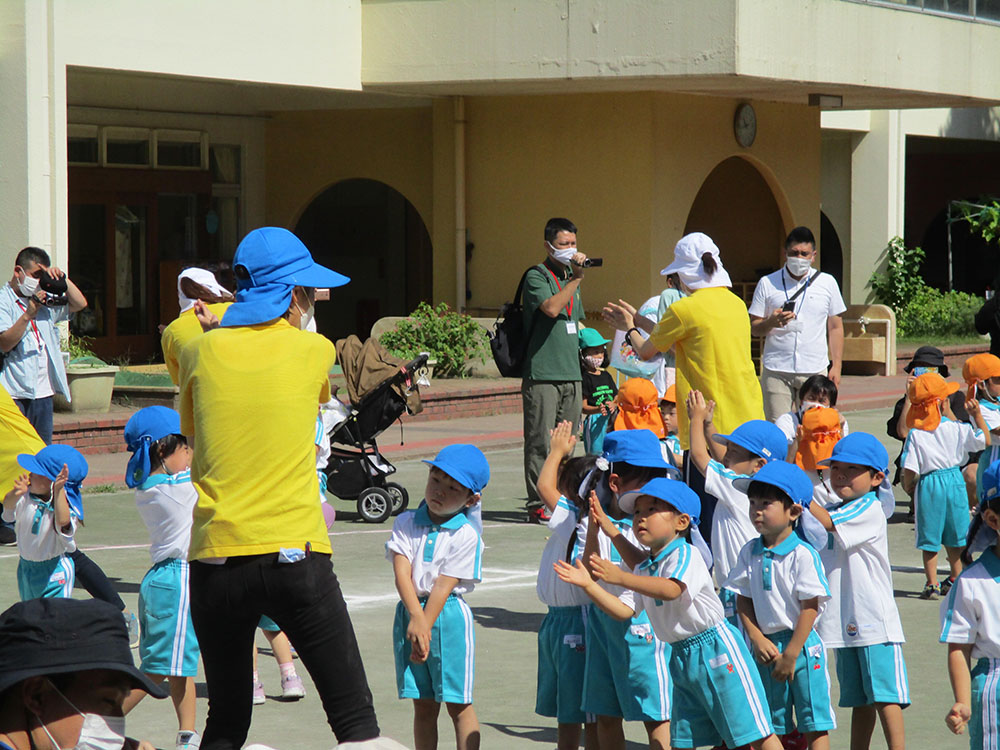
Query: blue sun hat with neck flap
220 227 350 327
16 445 88 520
124 406 182 488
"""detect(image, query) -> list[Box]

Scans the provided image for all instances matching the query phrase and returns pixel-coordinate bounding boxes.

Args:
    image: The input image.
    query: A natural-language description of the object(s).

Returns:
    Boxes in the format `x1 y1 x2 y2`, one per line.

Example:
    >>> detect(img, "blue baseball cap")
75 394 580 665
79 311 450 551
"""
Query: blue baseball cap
711 420 786 463
816 432 889 475
618 477 701 524
982 460 1000 502
733 460 815 508
220 227 350 327
423 444 490 494
602 429 679 477
17 445 89 520
124 406 182 488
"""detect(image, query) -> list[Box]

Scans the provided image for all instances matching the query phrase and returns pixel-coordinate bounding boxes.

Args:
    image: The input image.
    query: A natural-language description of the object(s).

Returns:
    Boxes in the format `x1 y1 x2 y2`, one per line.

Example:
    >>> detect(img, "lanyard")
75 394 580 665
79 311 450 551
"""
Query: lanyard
780 268 816 308
13 299 42 347
545 266 574 318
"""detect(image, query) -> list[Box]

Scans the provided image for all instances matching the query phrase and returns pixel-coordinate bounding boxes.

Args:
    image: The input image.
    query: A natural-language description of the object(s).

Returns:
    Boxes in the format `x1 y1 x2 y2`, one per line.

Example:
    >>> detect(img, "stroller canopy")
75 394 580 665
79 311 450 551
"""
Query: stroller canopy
335 335 422 415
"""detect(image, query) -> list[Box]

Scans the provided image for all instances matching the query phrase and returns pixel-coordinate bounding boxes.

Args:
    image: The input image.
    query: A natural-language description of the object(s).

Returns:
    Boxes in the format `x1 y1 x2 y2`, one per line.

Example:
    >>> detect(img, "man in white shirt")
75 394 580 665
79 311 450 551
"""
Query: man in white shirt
748 227 846 421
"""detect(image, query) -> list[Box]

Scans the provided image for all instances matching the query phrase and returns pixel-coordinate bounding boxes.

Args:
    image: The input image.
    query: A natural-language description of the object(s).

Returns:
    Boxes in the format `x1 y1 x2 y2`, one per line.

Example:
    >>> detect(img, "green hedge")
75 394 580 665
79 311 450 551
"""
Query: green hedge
895 287 981 338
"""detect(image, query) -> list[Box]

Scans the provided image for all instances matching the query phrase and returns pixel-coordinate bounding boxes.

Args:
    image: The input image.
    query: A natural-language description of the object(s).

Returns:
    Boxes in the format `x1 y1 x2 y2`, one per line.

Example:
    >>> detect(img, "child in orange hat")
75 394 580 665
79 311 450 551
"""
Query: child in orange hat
900 372 990 599
658 385 683 470
963 353 1000 487
613 378 667 437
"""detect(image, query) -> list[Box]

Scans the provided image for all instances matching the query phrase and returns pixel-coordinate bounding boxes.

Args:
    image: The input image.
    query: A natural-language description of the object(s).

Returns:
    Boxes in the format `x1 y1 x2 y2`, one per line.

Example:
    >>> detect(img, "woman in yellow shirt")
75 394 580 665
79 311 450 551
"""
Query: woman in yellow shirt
603 232 764 450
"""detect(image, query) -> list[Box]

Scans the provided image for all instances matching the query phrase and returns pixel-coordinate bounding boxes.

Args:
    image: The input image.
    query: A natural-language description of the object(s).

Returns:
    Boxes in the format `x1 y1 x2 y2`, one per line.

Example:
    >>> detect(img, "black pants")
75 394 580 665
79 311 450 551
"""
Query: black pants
190 552 379 749
69 549 125 610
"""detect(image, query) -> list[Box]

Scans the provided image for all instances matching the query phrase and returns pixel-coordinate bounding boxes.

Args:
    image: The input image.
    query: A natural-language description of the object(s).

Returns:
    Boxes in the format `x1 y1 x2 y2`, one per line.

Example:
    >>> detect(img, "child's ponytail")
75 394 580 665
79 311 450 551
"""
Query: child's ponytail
701 252 718 276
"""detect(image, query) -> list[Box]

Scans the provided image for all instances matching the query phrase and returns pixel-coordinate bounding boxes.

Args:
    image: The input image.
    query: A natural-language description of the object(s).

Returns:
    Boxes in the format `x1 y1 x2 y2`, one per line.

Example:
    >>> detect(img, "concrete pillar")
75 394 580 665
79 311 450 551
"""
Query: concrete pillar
847 110 906 304
0 1 65 271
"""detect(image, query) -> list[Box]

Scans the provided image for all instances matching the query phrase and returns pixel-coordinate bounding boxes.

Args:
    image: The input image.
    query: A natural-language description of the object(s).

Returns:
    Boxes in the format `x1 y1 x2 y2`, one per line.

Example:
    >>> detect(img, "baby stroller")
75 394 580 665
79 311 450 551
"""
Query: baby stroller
323 334 429 523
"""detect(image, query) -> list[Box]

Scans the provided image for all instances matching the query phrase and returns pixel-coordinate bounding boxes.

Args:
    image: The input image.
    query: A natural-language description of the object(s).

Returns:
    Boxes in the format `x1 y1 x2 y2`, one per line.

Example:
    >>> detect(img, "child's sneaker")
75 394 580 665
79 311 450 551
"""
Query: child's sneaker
252 680 266 705
123 609 140 649
919 582 941 600
281 673 306 700
176 730 201 750
940 576 956 597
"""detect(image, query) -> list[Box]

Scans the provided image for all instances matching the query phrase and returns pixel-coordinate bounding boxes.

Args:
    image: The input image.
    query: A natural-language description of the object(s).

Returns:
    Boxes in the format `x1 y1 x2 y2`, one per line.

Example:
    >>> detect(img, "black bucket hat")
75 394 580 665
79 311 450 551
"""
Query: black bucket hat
904 345 949 378
0 598 167 698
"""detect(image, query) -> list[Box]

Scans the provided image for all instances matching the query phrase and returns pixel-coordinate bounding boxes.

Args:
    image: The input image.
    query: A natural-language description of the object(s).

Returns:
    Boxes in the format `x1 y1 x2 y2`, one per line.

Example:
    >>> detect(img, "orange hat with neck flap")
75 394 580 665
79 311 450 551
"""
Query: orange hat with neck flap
963 353 1000 400
795 407 843 471
614 378 667 438
907 372 959 432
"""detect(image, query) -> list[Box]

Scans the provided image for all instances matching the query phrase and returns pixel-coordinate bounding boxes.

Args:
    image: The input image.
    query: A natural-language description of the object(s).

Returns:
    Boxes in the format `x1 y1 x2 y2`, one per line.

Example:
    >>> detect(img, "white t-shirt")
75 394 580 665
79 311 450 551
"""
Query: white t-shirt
749 268 846 374
723 534 831 634
385 502 483 597
775 410 850 446
536 497 590 607
134 470 198 564
979 399 1000 432
900 417 985 475
940 547 1000 660
704 459 758 585
2 492 76 561
633 537 726 643
816 492 905 648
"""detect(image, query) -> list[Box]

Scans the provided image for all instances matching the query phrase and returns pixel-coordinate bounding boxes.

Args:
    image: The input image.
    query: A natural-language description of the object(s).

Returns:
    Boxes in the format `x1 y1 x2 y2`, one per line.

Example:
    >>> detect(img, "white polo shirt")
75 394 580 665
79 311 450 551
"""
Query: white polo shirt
632 537 725 643
704 459 758 586
940 547 1000 659
385 502 483 597
536 496 590 607
901 417 985 475
134 470 198 564
749 268 846 374
723 534 831 635
816 492 905 648
574 514 646 604
1 492 76 561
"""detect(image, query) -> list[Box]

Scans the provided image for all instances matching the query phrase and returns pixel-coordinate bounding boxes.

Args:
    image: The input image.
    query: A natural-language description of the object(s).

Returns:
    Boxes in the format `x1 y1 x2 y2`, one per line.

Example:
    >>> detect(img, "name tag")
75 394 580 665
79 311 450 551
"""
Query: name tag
709 653 731 669
563 634 583 647
565 321 577 335
784 319 804 333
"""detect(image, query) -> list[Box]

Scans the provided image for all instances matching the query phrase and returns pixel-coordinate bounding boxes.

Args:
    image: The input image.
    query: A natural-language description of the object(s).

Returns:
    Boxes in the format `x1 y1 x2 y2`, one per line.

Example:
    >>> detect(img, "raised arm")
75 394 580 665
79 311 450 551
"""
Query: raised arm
589 554 685 602
2 473 29 517
51 464 71 533
589 496 645 571
537 420 577 512
554 558 635 620
538 256 586 318
686 390 712 476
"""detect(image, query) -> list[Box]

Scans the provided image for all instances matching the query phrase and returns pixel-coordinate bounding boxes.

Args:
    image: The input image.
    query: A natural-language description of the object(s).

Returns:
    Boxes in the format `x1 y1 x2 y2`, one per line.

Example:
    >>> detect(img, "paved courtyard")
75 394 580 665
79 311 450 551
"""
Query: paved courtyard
0 408 970 749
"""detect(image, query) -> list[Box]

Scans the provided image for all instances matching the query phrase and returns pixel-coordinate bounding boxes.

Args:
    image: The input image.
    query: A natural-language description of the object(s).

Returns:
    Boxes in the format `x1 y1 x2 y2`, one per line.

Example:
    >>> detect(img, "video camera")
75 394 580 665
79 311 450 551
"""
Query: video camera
37 271 68 306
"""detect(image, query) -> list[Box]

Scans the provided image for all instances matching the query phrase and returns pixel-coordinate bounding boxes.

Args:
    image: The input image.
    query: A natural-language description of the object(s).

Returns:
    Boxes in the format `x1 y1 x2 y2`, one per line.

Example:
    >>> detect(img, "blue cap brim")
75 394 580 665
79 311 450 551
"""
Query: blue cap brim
281 263 350 290
815 451 886 474
422 459 481 495
16 454 51 480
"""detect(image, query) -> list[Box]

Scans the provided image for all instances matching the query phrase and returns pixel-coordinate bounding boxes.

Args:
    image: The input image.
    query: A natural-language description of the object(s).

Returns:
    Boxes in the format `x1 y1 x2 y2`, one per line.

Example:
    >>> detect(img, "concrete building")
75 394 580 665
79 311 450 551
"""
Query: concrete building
2 0 999 359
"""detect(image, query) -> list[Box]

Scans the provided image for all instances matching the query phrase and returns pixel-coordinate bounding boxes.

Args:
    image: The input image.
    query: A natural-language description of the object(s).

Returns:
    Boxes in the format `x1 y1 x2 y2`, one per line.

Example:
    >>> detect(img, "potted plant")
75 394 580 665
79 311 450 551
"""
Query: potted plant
54 335 120 413
378 302 489 378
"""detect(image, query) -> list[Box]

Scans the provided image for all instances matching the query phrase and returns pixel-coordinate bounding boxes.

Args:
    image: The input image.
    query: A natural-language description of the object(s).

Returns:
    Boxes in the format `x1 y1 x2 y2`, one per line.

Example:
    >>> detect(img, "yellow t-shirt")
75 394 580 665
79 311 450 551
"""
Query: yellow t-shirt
0 386 45 493
177 318 334 559
648 286 764 449
161 303 232 385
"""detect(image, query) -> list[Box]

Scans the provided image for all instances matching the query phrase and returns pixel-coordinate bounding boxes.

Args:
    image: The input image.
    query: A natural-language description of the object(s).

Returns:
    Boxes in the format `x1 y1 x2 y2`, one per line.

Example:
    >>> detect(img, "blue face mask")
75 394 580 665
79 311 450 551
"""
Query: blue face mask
912 366 934 376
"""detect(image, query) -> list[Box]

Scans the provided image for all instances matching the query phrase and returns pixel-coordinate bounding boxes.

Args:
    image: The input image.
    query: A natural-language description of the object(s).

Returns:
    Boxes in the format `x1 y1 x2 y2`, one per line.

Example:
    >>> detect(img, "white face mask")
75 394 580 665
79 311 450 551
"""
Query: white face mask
799 400 826 416
38 681 126 750
18 272 39 298
547 241 577 267
293 289 316 331
785 256 813 277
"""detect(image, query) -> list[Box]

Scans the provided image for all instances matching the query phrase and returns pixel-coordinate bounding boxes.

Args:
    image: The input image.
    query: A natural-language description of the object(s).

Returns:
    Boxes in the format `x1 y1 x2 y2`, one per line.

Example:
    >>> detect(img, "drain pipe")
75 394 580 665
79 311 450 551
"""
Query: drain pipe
455 96 466 312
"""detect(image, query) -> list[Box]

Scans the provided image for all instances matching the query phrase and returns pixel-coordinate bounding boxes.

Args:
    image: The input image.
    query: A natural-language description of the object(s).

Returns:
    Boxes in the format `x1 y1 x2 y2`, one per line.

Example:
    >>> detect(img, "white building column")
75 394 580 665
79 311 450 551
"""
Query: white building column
847 109 906 304
0 0 65 270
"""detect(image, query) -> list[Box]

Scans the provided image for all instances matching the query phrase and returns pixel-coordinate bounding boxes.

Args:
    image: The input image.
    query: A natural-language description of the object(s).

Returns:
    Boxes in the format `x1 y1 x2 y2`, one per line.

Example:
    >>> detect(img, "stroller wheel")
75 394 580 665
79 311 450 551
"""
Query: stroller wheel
386 482 409 515
356 487 393 523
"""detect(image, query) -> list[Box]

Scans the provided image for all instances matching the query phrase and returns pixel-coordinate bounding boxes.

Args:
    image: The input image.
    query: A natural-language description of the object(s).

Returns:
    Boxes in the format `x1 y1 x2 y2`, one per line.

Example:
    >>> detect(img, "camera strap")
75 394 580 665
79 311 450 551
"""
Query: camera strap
13 299 42 346
781 269 817 305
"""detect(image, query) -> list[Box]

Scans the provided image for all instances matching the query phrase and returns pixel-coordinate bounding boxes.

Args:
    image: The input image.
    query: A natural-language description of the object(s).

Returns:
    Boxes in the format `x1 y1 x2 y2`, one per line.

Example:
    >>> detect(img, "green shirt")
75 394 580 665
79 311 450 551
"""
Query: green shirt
522 260 584 382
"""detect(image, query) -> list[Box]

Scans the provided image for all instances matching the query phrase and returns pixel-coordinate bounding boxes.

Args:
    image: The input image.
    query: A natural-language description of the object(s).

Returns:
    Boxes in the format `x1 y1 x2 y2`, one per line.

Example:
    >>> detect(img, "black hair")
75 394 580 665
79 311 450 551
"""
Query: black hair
15 246 50 269
580 345 610 371
746 480 795 509
785 226 816 250
799 374 838 407
611 460 667 486
962 495 1000 565
701 252 717 276
558 456 599 507
151 434 187 472
544 218 577 244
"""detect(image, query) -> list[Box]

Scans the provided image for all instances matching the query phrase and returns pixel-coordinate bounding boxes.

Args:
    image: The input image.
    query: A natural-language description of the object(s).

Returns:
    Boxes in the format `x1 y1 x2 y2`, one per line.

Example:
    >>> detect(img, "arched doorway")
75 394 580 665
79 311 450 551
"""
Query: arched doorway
684 157 786 300
819 211 844 288
294 179 432 342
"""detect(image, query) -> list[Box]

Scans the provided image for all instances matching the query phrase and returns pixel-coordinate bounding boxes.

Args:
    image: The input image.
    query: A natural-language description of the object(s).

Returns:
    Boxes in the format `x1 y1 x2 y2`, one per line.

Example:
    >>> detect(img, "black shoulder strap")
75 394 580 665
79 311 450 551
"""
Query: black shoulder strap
786 270 818 304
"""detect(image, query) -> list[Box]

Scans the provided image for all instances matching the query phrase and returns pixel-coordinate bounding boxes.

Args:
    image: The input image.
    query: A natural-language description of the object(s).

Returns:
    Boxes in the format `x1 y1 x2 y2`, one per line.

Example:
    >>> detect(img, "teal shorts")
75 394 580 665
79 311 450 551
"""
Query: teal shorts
138 558 200 676
535 605 589 724
757 629 836 735
581 606 670 722
915 466 970 551
970 657 1000 750
669 622 774 749
835 642 910 707
17 556 74 600
393 596 475 704
718 587 740 628
258 615 281 632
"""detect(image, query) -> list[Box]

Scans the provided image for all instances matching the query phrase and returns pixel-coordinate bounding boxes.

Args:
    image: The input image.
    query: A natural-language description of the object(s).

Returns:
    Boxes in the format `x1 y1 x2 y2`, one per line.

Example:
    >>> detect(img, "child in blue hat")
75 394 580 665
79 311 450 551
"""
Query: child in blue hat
808 432 908 749
119 406 201 750
557 477 784 750
724 461 836 748
2 444 86 600
687 390 787 623
385 443 489 750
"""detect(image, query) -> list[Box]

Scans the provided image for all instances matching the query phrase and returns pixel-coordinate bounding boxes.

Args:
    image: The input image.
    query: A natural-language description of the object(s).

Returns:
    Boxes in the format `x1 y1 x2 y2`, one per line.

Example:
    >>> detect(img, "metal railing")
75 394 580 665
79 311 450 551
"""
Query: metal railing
843 0 1000 24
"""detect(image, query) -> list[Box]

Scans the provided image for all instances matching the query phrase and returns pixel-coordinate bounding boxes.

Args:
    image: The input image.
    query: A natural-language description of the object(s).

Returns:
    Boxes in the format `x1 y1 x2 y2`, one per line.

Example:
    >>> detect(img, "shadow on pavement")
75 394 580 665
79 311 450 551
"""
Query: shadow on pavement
483 723 645 748
471 607 544 632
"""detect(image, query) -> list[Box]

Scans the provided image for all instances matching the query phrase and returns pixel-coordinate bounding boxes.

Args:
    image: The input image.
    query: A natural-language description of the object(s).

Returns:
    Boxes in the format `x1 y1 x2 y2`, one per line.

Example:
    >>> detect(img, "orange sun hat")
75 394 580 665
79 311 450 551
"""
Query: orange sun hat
795 407 843 471
662 384 677 404
614 378 667 438
907 372 960 432
963 353 1000 399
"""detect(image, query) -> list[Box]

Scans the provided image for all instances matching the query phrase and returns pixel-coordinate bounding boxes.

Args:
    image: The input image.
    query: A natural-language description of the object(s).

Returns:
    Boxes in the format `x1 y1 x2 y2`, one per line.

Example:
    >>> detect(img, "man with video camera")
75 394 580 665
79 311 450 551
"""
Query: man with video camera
0 247 87 443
